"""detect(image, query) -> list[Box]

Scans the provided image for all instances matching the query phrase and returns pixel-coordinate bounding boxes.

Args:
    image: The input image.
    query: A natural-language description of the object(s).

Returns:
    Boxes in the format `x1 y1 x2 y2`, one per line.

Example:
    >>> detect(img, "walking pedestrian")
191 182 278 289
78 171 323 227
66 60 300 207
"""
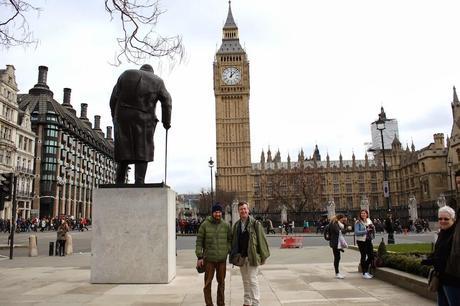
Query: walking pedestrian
328 213 348 279
229 201 270 306
354 209 375 279
385 211 395 244
422 206 460 305
195 203 232 306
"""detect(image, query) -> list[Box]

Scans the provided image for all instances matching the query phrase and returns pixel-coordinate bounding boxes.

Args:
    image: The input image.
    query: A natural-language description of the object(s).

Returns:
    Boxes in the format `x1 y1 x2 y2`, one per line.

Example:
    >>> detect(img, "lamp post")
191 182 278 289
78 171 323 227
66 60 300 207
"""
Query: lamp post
376 118 391 211
447 158 453 191
208 157 214 208
376 115 395 244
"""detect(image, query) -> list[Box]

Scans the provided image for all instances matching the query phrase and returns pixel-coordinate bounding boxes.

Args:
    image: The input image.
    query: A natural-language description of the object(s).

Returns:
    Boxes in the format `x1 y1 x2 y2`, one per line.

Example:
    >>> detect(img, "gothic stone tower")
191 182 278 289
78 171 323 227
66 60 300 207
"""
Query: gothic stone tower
213 2 253 203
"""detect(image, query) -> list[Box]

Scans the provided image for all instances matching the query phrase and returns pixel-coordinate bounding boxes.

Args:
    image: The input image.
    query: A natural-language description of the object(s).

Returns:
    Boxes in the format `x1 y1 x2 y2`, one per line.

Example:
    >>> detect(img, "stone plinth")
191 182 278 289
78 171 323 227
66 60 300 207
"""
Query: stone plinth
91 185 176 283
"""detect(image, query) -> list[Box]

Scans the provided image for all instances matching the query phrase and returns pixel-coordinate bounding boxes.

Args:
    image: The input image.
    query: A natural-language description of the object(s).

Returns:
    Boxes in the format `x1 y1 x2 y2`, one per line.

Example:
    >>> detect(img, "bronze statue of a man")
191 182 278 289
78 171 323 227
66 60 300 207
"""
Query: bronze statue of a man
110 64 172 184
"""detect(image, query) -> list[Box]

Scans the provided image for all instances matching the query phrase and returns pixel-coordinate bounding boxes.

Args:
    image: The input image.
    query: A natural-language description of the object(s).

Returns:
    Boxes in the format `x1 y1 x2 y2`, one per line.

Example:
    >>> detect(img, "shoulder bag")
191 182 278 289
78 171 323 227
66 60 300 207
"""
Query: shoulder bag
427 268 440 292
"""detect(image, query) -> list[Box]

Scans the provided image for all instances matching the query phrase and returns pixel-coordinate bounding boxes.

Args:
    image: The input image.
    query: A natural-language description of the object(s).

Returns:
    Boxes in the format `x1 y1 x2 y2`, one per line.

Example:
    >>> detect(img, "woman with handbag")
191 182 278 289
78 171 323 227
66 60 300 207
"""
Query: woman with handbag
421 206 459 306
328 214 348 279
354 209 375 279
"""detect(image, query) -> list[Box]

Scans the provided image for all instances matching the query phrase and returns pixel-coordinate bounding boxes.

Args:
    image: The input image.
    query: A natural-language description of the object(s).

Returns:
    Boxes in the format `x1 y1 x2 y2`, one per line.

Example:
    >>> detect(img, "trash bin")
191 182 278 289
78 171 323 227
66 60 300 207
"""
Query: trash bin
49 241 54 256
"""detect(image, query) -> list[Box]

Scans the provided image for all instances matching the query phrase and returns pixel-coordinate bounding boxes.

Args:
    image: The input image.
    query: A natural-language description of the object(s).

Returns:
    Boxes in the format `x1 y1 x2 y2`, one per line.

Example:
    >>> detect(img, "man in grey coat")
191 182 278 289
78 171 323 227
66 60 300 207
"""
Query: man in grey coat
110 64 172 184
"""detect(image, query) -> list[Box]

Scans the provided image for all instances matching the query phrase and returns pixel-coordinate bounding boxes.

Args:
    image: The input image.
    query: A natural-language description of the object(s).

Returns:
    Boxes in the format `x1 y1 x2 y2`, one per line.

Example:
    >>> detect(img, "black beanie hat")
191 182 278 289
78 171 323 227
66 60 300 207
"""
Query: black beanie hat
212 203 223 213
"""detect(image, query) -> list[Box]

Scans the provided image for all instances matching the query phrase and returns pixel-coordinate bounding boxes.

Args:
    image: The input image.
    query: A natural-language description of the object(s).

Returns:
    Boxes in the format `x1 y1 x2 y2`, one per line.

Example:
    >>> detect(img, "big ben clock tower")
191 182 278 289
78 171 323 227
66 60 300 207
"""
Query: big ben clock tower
214 1 253 203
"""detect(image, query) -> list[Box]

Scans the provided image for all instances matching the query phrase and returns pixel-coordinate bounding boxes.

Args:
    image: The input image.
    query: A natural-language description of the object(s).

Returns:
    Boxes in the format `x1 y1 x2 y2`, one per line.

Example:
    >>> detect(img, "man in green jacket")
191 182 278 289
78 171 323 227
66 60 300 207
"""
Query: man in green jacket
229 201 270 306
195 203 231 306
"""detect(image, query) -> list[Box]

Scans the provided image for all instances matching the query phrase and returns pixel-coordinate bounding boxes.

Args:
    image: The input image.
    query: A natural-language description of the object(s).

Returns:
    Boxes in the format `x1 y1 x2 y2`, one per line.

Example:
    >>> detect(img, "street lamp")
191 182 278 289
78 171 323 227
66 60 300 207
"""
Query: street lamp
447 158 453 191
376 118 391 211
208 157 214 207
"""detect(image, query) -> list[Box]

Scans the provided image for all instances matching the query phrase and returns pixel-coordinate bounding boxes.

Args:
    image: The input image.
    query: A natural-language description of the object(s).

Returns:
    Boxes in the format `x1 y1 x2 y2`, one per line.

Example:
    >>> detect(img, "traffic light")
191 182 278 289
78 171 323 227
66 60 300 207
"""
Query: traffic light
0 172 13 200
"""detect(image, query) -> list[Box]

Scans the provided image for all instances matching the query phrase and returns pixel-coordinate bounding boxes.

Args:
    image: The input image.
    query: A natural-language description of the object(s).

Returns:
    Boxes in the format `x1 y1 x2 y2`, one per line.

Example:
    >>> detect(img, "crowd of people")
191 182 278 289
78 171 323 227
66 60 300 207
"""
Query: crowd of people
0 216 90 233
176 217 203 234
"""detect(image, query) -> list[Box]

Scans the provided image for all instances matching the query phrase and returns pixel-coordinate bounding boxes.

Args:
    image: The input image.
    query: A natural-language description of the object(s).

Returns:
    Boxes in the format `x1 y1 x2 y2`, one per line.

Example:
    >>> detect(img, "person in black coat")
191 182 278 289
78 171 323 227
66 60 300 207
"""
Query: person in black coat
328 213 348 279
422 206 460 306
110 64 172 184
384 211 395 244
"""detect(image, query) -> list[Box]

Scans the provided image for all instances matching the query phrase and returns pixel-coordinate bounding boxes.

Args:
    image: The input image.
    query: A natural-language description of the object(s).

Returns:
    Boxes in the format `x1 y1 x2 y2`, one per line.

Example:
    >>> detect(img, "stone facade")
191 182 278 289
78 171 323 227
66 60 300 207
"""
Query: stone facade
252 118 450 213
0 65 35 219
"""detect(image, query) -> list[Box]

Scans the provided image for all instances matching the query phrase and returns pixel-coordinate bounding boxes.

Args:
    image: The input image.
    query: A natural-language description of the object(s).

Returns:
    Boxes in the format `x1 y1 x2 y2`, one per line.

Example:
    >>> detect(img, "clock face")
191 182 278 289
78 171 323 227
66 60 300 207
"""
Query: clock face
222 67 241 85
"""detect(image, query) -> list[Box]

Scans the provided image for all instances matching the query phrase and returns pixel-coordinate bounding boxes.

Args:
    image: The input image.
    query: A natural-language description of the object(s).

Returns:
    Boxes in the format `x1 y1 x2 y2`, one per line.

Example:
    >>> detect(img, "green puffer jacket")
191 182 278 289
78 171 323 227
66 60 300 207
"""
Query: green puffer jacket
230 216 270 266
195 216 232 262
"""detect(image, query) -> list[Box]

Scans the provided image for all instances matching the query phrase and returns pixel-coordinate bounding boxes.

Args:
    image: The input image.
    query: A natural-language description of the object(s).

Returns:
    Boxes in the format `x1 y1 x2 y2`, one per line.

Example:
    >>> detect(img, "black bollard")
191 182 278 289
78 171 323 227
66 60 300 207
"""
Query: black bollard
49 242 54 256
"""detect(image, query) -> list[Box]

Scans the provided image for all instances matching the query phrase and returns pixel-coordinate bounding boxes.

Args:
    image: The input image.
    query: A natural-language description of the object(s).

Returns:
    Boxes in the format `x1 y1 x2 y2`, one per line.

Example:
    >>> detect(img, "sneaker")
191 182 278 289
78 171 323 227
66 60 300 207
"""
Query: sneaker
362 273 373 279
336 273 345 279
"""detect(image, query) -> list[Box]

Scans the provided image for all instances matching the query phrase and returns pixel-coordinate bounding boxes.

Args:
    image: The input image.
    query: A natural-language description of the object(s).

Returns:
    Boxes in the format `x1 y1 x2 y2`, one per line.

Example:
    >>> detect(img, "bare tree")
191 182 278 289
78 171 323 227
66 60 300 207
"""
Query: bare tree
297 167 322 212
104 0 184 65
271 171 297 212
215 189 235 205
0 0 40 47
1 0 184 65
271 166 323 213
198 189 212 215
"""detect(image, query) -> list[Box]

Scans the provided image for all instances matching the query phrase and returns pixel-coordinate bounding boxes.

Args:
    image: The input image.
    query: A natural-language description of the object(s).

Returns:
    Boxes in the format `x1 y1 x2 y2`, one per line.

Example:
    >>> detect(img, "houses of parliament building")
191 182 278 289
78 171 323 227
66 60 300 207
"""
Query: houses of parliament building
214 2 458 215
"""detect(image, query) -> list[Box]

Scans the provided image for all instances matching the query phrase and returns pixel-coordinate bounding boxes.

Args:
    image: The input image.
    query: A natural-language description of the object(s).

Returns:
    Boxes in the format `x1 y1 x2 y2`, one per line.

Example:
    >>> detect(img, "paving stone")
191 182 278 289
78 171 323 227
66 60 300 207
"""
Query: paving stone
66 284 117 294
275 290 327 303
23 282 81 296
319 289 371 299
309 281 355 290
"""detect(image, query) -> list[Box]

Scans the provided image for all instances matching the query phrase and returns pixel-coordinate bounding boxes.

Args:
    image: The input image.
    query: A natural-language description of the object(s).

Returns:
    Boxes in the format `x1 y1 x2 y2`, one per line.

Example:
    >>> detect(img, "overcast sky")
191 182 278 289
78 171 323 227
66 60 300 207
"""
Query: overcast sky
2 0 459 194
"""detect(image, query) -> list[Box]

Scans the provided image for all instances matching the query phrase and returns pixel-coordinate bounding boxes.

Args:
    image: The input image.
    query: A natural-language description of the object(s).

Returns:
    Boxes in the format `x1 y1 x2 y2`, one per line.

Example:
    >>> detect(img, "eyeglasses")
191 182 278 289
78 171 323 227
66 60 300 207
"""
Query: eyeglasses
438 218 451 221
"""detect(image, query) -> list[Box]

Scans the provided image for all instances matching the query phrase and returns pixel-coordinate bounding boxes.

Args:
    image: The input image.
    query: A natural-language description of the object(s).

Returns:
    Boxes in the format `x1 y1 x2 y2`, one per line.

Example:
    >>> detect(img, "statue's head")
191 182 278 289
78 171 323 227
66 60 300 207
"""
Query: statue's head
140 64 154 73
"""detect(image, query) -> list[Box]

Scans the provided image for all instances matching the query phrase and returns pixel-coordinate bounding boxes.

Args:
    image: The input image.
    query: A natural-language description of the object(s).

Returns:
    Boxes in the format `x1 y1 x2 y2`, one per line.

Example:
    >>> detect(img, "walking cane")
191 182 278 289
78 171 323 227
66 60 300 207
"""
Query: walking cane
164 129 168 186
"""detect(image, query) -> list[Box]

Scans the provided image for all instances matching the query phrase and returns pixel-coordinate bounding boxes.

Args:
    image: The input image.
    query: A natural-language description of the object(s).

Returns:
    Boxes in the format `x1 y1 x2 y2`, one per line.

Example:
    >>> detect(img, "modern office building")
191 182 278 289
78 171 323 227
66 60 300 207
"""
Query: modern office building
18 66 116 218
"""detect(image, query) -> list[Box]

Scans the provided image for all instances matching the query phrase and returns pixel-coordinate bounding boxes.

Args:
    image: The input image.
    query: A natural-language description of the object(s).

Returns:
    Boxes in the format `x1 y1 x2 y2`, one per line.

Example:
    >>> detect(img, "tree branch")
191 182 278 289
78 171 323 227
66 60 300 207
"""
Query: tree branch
105 0 184 66
0 0 40 48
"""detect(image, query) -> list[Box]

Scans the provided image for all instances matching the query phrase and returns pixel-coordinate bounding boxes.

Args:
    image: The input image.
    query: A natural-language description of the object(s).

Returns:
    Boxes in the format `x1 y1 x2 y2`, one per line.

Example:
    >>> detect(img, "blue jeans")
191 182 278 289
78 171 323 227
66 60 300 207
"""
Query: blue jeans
438 284 460 306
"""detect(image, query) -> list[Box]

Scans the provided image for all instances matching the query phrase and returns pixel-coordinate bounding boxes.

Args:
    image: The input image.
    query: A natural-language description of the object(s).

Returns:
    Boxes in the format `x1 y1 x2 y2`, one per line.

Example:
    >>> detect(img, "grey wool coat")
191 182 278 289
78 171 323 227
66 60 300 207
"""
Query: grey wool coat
110 68 172 162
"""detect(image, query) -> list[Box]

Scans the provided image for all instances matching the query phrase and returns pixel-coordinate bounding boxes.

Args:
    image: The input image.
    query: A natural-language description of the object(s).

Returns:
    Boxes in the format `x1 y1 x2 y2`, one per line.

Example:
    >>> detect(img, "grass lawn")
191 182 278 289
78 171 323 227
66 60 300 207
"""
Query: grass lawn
382 243 433 253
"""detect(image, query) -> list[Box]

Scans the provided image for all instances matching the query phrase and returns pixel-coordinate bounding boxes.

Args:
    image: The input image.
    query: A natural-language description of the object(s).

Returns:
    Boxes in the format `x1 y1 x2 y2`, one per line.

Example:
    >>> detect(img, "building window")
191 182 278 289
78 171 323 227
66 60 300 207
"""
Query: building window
334 197 340 207
347 196 353 208
333 184 339 193
333 173 339 183
346 184 352 193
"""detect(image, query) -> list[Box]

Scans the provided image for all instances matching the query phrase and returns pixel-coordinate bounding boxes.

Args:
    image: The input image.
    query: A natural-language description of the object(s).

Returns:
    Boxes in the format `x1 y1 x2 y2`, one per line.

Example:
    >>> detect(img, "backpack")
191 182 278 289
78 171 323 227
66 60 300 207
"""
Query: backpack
323 223 331 241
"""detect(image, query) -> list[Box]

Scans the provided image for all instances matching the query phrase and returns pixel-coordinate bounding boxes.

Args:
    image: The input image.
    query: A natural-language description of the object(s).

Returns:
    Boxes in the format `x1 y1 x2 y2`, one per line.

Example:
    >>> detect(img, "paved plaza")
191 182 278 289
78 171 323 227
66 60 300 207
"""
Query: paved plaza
0 246 434 306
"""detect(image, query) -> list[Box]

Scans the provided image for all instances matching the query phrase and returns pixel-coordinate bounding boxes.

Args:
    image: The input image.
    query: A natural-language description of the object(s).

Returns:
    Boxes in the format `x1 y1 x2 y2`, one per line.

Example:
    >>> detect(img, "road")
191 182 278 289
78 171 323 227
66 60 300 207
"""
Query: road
0 228 438 258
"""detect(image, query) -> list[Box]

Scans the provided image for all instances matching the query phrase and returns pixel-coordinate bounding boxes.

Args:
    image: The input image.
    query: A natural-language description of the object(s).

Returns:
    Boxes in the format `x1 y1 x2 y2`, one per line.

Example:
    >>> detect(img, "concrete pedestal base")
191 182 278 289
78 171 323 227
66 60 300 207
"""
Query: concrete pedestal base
90 185 176 283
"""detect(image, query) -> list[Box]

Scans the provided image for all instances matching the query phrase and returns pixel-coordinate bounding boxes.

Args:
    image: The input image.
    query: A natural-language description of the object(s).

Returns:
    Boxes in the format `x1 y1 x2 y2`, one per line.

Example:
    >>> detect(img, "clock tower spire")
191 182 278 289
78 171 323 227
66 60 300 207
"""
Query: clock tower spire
213 2 253 204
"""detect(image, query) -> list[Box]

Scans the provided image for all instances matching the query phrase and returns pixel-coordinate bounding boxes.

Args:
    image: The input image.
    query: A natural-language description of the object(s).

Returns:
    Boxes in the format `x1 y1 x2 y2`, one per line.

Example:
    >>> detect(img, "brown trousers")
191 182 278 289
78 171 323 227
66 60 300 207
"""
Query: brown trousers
204 261 226 306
